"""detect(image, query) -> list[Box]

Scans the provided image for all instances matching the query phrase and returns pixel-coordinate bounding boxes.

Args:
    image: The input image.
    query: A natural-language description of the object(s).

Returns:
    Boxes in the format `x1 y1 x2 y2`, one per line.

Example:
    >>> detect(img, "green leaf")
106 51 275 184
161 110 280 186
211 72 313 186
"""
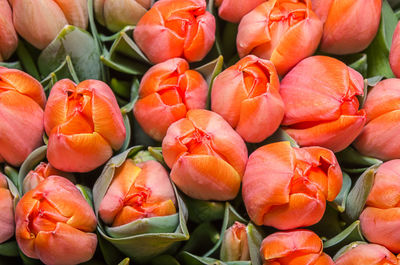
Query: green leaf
151 255 180 265
183 196 225 224
76 184 94 209
0 61 23 70
117 114 132 153
336 146 382 169
4 174 20 209
178 252 251 265
19 249 42 265
181 223 220 255
111 79 131 99
118 258 130 265
16 41 40 80
309 205 343 239
0 241 18 257
347 54 367 77
245 223 264 265
121 78 140 114
331 173 352 213
323 221 365 256
221 23 239 60
4 166 19 188
17 146 47 195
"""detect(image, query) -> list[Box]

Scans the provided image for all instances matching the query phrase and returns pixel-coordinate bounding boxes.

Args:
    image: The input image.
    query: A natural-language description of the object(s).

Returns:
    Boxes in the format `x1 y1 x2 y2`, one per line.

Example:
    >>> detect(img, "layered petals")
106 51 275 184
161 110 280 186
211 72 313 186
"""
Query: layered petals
220 222 250 261
334 243 398 265
390 22 400 78
0 0 18 61
215 0 266 23
0 173 14 244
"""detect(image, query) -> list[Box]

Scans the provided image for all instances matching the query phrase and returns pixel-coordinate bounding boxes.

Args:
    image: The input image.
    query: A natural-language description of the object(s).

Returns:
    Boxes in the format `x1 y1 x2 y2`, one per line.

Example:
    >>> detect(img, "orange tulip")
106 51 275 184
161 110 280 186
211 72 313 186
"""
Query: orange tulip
0 0 18 61
133 0 216 64
211 55 284 143
390 22 400 78
162 109 248 201
15 176 97 265
0 67 45 166
335 243 398 265
360 160 400 253
281 56 366 152
44 79 126 173
310 0 333 23
260 230 334 265
220 222 250 261
214 0 265 23
318 0 381 55
236 0 323 76
12 0 88 49
354 79 400 160
99 159 177 227
242 141 342 230
0 173 14 244
134 58 208 141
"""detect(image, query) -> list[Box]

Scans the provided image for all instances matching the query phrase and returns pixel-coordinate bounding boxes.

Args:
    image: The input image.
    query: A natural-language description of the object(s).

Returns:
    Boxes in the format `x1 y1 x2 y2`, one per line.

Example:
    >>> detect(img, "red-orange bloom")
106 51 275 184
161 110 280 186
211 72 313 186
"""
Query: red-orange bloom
211 55 284 143
281 56 366 152
215 0 266 23
134 58 208 141
335 243 398 265
242 141 342 230
0 173 14 244
0 0 18 61
133 0 216 64
390 22 400 78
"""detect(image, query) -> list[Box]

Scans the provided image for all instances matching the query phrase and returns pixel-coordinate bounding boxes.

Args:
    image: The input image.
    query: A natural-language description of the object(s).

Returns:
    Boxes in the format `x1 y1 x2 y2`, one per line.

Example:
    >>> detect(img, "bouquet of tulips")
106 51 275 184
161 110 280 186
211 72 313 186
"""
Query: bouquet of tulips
1 0 400 264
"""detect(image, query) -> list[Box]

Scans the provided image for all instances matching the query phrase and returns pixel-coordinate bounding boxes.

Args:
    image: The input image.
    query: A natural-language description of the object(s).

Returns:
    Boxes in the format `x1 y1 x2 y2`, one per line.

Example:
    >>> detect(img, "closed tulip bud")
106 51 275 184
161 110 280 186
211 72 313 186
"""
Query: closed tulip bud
94 0 151 32
318 0 381 55
133 0 216 64
44 79 126 173
220 222 250 262
215 0 265 23
11 0 88 49
236 0 323 76
134 58 208 141
281 56 366 152
260 230 334 265
243 141 342 230
0 0 18 61
0 67 46 166
354 79 400 160
0 173 14 244
99 159 177 227
162 109 248 201
15 176 97 265
211 55 284 143
390 22 400 78
335 243 398 265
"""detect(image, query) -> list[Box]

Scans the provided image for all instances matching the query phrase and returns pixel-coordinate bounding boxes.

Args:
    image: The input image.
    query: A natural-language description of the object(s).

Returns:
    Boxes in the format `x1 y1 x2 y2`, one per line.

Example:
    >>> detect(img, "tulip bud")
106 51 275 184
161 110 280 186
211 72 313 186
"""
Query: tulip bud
134 58 208 141
318 0 381 55
133 0 216 64
281 56 366 152
162 109 248 201
99 159 177 227
15 176 97 265
243 141 342 230
236 0 323 76
0 0 18 61
390 22 400 78
44 79 126 173
0 173 14 244
260 230 334 265
11 0 88 49
0 67 46 166
334 243 398 265
211 55 284 143
220 222 250 262
354 79 400 160
94 0 151 32
215 0 265 23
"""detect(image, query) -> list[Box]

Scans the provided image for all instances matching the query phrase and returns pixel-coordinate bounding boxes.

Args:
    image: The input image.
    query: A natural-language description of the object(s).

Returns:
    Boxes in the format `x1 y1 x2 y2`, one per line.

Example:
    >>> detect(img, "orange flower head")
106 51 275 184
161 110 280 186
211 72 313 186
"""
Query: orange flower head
215 0 266 23
0 173 14 244
390 22 400 78
0 0 18 61
335 243 398 265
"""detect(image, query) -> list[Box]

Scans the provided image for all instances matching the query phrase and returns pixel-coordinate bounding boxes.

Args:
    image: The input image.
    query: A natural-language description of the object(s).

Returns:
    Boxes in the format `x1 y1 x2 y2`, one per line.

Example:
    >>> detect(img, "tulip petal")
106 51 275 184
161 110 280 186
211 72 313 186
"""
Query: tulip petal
217 0 265 23
0 187 14 244
335 243 398 265
53 0 88 29
390 22 400 78
0 0 18 61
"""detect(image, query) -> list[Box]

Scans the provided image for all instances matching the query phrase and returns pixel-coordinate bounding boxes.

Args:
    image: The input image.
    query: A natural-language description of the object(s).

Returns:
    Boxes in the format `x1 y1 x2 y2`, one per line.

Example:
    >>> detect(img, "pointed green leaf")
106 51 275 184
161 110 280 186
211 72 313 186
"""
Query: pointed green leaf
246 223 264 265
151 255 180 265
17 146 47 195
4 166 18 188
181 223 220 255
76 184 94 209
336 147 382 169
16 41 40 80
323 221 365 256
0 61 23 70
331 173 352 213
0 241 18 257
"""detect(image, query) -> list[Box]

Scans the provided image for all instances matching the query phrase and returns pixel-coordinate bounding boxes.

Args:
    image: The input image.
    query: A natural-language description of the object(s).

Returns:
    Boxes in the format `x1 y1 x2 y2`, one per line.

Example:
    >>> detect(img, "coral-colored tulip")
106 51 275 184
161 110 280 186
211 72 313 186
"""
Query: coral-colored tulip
335 243 398 265
0 67 45 166
354 79 400 160
133 0 216 64
211 55 284 143
220 222 250 261
94 0 151 32
44 79 126 173
11 0 88 49
236 0 323 76
162 109 248 201
15 176 97 265
99 159 177 227
0 173 14 244
134 58 208 141
390 22 400 78
260 230 334 265
318 0 381 55
360 160 400 253
0 0 18 61
310 0 333 23
242 141 342 230
214 0 265 23
281 56 366 152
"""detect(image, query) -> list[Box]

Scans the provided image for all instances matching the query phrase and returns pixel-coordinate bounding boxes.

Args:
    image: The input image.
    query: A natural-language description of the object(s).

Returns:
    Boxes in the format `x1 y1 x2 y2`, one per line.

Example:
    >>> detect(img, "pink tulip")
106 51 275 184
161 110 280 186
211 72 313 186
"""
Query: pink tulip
390 21 400 78
0 173 14 244
215 0 265 23
0 0 18 61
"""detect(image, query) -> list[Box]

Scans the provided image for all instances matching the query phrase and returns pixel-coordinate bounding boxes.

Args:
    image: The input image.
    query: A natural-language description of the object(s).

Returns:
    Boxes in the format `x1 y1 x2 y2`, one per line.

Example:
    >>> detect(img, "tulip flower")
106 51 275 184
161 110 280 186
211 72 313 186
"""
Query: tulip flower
99 159 177 227
220 222 250 262
260 230 334 265
390 22 400 78
318 0 381 55
134 58 208 141
310 0 333 23
0 0 18 61
214 0 265 23
133 0 216 64
11 0 88 49
15 176 97 265
162 109 248 201
94 0 151 32
0 67 45 166
236 0 323 76
242 141 342 230
0 173 14 244
44 79 126 173
354 79 400 160
211 55 284 143
335 243 398 265
281 56 366 152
